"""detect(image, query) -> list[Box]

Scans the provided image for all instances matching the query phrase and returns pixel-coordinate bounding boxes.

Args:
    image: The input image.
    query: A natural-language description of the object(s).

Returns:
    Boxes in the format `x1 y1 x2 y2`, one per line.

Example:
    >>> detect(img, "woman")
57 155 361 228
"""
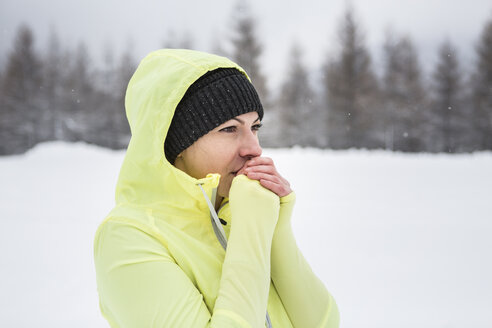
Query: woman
94 49 339 328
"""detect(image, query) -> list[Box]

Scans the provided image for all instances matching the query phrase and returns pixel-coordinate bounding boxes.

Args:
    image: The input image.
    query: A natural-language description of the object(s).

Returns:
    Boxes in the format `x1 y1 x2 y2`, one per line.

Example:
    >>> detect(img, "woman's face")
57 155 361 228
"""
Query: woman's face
174 111 263 198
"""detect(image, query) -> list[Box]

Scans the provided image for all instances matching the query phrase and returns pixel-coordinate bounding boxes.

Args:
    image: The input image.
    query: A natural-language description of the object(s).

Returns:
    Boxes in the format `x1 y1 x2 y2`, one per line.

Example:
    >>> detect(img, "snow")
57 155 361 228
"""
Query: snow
0 141 491 328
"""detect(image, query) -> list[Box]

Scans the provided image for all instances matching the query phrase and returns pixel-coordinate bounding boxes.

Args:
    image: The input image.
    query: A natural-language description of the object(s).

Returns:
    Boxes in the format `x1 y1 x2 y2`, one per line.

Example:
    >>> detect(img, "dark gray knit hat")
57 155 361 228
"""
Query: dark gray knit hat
164 67 264 164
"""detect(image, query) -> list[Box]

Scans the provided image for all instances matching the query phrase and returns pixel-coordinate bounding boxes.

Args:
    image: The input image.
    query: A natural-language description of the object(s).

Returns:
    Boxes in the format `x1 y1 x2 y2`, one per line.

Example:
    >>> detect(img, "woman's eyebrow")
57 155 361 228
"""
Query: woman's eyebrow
232 115 261 125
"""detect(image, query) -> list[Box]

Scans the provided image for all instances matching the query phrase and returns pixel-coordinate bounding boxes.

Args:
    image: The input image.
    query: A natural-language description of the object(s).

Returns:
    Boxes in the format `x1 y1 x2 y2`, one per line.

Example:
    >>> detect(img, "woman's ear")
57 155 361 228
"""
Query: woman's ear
174 152 185 170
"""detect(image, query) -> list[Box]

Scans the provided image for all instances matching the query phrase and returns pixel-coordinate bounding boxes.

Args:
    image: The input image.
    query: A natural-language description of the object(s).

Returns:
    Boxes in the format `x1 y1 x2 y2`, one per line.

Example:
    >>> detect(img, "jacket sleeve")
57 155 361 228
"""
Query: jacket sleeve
213 174 280 327
270 192 340 328
93 175 279 328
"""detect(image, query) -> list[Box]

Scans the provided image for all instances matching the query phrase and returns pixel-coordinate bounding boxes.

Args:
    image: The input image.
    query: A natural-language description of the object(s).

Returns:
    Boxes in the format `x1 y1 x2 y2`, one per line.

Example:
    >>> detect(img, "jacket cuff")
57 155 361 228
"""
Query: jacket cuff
280 190 296 204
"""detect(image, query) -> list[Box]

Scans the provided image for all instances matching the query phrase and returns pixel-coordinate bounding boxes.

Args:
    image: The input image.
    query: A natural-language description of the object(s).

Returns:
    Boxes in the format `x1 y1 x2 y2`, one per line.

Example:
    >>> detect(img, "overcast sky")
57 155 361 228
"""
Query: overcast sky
1 0 491 91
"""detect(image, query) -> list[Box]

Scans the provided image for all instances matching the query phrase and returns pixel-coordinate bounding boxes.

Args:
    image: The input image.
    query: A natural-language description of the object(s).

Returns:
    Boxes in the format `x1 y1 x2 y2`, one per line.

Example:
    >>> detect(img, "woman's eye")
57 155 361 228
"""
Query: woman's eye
220 126 237 133
219 123 262 133
252 123 263 131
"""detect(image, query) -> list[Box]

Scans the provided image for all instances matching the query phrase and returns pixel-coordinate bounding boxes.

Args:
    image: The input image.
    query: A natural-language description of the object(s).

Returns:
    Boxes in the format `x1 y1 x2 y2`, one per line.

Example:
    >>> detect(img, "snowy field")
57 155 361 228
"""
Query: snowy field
0 141 491 328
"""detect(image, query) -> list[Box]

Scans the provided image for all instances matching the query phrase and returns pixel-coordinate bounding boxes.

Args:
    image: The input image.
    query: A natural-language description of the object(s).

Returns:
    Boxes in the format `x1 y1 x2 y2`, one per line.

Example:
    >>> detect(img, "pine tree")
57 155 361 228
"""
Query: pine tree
87 41 135 149
62 42 95 142
382 33 427 152
0 24 42 154
229 0 269 104
323 7 380 149
430 40 467 152
470 16 492 150
112 44 135 148
40 27 66 142
278 43 318 147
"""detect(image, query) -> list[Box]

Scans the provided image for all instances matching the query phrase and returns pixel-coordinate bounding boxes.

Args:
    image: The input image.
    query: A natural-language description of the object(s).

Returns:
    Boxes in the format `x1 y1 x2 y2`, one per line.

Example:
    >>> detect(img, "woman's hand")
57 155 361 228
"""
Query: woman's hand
236 156 292 197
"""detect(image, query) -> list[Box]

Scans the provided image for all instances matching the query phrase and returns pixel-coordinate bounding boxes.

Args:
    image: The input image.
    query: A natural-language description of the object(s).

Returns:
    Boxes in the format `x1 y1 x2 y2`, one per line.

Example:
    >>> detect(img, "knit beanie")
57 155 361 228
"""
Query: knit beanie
164 67 264 165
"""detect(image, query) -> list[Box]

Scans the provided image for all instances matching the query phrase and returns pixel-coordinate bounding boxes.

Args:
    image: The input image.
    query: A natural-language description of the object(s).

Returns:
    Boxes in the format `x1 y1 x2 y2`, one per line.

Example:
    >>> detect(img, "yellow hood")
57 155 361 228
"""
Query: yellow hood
114 49 248 212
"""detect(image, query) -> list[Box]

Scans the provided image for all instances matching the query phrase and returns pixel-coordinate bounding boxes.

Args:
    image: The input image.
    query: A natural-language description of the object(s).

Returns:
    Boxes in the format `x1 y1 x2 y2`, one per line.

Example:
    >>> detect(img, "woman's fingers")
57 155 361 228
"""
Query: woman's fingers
245 164 290 187
246 171 292 197
236 156 292 197
245 156 273 167
245 164 276 175
259 178 291 197
236 167 247 176
235 161 253 176
246 171 281 183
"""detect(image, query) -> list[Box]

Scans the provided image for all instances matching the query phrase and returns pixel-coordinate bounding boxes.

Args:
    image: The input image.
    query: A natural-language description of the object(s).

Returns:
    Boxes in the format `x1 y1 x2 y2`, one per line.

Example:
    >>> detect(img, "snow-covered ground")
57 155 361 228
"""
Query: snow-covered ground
0 141 491 328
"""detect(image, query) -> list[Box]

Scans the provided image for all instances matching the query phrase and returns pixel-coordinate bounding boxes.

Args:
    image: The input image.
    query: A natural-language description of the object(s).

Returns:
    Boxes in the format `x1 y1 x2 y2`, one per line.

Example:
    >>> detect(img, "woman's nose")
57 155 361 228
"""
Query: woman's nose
239 131 262 158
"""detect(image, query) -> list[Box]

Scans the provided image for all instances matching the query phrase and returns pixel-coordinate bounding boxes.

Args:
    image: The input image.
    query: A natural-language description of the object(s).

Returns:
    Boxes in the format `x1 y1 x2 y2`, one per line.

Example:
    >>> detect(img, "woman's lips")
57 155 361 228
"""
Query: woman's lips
231 163 247 176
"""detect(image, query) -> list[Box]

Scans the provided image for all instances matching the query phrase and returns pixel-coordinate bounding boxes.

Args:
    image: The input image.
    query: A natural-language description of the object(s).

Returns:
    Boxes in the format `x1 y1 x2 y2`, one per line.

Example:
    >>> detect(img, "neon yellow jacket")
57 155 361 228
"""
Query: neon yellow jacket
93 49 339 328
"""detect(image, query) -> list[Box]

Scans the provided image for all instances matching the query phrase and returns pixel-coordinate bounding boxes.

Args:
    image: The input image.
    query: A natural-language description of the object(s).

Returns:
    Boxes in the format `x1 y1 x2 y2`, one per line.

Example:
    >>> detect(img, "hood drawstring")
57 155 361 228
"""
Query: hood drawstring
198 183 227 249
197 183 273 328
